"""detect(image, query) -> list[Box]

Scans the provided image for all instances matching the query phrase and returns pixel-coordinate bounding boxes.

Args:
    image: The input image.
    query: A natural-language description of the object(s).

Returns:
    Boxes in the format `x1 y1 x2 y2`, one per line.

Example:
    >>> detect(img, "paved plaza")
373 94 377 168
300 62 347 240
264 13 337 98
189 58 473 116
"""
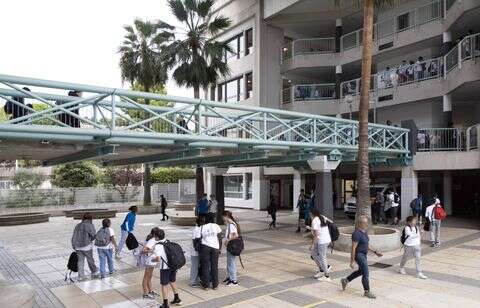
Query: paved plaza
0 210 479 308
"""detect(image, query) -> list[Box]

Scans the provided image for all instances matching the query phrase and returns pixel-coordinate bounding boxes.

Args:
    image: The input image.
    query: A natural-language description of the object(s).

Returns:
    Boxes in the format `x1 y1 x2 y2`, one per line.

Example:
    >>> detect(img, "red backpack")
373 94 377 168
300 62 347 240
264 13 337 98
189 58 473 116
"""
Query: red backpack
433 205 447 220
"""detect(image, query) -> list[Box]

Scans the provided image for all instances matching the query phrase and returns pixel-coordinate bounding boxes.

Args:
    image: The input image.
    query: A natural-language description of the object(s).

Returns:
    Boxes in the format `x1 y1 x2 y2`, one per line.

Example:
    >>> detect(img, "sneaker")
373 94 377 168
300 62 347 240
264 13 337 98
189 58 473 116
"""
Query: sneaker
222 277 230 283
313 271 322 278
417 272 428 279
364 291 376 299
142 294 155 300
159 304 169 308
399 267 406 275
149 291 160 297
170 297 182 305
226 280 239 287
341 278 348 291
430 242 436 247
326 265 332 273
317 275 331 282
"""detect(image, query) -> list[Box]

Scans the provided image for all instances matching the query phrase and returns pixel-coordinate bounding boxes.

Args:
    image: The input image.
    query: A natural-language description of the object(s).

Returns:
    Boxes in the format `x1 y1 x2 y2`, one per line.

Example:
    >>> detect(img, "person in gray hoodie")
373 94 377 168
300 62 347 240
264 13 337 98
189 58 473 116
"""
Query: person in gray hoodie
71 212 98 281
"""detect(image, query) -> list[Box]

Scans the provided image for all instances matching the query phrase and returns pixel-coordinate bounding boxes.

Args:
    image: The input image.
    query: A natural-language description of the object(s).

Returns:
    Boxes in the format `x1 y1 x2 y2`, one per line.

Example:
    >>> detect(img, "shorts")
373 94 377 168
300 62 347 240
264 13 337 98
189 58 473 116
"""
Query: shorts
160 269 177 285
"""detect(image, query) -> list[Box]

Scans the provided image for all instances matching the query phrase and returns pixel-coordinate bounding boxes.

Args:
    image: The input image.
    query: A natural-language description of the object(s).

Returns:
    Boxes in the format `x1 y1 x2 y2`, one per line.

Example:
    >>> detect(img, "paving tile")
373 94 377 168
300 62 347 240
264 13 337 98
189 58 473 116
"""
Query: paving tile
89 289 129 306
271 290 322 306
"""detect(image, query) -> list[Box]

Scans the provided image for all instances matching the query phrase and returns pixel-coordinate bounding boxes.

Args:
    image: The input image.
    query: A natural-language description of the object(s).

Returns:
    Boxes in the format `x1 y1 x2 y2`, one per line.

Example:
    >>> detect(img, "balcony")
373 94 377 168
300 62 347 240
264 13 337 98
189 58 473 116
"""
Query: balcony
282 83 336 104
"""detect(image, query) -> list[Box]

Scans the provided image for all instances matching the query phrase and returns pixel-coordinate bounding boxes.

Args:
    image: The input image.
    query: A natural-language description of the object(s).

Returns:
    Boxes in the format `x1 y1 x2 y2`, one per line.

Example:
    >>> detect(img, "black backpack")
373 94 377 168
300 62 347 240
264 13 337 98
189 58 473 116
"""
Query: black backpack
327 221 340 242
159 240 186 271
401 226 418 245
126 233 139 250
65 251 78 283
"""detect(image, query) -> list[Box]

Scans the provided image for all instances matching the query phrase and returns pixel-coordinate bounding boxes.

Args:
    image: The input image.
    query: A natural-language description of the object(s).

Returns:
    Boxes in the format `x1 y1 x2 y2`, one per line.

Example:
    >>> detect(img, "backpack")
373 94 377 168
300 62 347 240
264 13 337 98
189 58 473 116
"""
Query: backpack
159 240 186 271
94 227 111 247
433 205 447 220
327 221 340 242
126 233 139 250
226 224 244 256
400 226 418 245
65 251 78 283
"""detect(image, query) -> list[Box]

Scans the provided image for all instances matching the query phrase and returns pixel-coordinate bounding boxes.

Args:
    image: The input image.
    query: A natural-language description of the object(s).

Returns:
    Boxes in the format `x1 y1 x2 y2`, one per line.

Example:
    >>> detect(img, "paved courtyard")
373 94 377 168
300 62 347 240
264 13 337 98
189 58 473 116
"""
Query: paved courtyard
0 209 479 308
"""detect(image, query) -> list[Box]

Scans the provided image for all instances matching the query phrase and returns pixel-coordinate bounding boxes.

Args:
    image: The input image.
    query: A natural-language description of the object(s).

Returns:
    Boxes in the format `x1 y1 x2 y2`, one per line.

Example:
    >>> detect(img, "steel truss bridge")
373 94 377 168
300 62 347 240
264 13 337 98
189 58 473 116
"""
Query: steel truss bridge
0 74 410 168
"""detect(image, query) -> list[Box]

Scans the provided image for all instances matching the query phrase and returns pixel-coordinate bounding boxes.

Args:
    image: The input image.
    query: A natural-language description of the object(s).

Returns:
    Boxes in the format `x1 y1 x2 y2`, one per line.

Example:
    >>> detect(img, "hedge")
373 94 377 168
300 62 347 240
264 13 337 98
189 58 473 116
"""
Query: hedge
151 167 195 183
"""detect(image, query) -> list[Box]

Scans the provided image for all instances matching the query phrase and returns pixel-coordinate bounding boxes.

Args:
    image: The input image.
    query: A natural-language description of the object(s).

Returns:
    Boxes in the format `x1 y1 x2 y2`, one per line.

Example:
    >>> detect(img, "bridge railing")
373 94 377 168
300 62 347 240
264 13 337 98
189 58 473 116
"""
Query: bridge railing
0 74 409 154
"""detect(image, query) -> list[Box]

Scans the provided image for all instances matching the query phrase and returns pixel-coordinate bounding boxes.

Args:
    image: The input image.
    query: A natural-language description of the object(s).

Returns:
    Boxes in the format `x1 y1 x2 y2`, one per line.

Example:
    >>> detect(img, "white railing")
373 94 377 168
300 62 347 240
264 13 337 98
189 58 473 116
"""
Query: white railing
417 128 465 152
282 38 335 60
466 124 480 151
282 87 292 104
282 83 336 103
444 33 480 75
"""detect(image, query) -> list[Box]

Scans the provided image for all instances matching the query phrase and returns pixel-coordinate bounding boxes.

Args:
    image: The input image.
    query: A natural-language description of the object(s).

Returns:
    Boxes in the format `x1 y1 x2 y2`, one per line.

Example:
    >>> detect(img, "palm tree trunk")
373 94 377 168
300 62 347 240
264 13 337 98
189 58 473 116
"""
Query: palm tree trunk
193 85 204 203
355 0 374 223
143 92 152 206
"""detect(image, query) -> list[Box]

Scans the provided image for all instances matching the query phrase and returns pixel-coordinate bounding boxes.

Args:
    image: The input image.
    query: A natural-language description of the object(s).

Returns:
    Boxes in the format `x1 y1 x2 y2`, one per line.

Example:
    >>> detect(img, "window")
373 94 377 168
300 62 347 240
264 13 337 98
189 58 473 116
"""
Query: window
225 34 243 63
245 28 253 55
224 175 243 198
246 173 252 199
226 78 239 102
210 85 215 101
245 72 252 99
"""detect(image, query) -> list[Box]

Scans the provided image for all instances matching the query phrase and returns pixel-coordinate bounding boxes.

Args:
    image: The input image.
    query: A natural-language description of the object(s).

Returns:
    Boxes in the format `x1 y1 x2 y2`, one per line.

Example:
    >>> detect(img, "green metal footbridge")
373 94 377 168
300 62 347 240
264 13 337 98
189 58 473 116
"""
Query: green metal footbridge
0 74 410 167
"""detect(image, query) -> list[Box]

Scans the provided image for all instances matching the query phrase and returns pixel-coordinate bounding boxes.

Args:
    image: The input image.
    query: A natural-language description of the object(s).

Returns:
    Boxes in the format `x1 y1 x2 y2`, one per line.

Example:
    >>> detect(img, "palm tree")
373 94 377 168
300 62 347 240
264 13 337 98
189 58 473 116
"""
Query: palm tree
119 18 173 206
163 0 232 201
336 0 392 222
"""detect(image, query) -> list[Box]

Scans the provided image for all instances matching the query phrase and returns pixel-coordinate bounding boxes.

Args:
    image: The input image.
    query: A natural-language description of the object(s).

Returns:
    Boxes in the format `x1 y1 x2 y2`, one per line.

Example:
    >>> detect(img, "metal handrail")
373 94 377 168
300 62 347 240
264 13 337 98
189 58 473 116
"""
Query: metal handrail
282 37 335 60
417 127 466 152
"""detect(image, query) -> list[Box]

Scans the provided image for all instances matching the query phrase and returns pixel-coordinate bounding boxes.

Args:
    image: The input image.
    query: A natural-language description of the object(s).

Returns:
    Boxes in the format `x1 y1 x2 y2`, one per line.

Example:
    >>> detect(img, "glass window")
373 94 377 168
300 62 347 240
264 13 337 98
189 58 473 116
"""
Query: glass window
246 173 252 199
226 79 239 102
217 85 223 102
224 175 243 198
225 34 243 63
245 28 253 55
245 72 252 99
210 85 215 101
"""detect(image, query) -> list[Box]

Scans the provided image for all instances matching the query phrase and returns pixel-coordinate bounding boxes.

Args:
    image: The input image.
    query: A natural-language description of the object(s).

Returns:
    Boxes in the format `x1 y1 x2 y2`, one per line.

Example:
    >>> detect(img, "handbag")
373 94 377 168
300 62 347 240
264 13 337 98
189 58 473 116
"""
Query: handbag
423 219 430 232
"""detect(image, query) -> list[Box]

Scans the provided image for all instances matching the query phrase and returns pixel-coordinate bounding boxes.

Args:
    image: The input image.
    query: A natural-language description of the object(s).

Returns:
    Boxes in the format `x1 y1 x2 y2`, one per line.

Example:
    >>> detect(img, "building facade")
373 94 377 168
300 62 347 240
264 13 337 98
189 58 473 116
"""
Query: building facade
205 0 480 219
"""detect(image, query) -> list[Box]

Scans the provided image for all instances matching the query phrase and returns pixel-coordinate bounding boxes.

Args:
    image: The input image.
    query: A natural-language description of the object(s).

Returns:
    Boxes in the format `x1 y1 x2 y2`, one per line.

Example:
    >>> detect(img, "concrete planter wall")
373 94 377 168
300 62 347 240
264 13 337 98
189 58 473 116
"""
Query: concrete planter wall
335 226 400 253
168 203 196 226
0 212 50 226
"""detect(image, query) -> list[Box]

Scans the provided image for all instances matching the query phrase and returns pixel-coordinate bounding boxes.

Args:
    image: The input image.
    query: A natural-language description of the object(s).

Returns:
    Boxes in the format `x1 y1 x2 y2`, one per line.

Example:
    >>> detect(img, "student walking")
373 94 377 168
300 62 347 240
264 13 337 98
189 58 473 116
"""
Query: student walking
425 197 444 247
161 195 169 221
71 212 98 281
267 196 278 229
309 208 332 281
116 206 138 258
296 189 307 233
95 218 117 279
141 228 161 299
341 216 383 299
152 228 182 308
410 194 423 224
399 216 428 279
196 213 222 290
222 211 240 286
190 217 203 287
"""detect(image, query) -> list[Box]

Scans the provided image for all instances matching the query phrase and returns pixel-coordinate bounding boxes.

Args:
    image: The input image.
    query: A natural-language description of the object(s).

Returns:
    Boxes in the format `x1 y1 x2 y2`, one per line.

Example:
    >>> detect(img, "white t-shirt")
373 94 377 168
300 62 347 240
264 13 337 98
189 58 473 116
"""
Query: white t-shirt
96 227 115 249
76 243 93 251
311 216 331 245
225 222 238 239
145 238 168 269
191 226 201 257
404 225 421 246
199 223 222 249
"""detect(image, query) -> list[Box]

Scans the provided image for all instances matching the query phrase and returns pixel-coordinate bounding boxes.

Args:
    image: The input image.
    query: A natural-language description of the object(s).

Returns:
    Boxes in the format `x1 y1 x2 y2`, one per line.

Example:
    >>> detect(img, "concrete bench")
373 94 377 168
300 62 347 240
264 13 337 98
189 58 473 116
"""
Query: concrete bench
68 209 117 220
0 213 50 226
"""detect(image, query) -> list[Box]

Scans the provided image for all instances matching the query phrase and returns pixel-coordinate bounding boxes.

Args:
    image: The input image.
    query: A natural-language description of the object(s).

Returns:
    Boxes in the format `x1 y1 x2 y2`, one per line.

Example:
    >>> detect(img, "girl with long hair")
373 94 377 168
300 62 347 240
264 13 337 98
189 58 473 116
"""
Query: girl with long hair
222 210 240 286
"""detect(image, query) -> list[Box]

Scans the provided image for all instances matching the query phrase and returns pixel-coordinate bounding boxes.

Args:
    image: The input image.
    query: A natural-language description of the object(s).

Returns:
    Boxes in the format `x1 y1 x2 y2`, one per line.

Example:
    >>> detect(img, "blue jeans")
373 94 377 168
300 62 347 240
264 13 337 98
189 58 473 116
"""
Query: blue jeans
117 230 128 255
98 248 114 277
346 253 370 291
227 251 237 282
190 255 200 286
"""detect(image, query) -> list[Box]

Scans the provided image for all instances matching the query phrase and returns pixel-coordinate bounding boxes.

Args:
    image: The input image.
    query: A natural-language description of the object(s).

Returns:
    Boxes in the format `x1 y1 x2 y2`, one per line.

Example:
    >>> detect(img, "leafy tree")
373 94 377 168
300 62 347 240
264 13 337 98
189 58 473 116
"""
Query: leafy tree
335 0 393 223
162 0 232 200
151 167 195 183
13 170 45 190
52 162 99 204
102 166 143 203
118 18 173 206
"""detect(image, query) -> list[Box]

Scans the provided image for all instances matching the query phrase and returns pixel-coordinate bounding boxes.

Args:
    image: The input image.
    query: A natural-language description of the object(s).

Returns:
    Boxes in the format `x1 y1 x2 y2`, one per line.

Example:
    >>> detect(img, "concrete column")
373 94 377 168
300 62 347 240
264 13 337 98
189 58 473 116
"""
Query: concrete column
401 166 418 221
253 167 268 210
443 94 452 126
441 31 453 56
335 65 343 99
293 170 305 213
242 173 248 200
443 171 452 215
314 171 334 219
214 175 225 225
335 18 343 53
334 169 342 210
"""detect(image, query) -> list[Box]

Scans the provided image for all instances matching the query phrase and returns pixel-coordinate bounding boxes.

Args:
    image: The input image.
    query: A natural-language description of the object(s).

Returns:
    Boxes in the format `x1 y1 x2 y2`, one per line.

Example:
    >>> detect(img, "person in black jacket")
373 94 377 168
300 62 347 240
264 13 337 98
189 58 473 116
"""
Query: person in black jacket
160 195 169 221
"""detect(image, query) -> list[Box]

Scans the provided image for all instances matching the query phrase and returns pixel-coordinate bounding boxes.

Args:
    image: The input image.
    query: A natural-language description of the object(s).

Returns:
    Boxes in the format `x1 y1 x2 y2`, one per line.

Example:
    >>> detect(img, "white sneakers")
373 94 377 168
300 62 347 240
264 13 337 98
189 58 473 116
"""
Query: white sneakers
399 267 407 275
399 268 428 279
317 276 331 282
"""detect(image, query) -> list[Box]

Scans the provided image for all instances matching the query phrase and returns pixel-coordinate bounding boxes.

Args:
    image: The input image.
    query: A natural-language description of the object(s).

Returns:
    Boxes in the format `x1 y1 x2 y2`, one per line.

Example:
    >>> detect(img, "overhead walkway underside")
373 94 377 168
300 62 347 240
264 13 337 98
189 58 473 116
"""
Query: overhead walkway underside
0 74 410 168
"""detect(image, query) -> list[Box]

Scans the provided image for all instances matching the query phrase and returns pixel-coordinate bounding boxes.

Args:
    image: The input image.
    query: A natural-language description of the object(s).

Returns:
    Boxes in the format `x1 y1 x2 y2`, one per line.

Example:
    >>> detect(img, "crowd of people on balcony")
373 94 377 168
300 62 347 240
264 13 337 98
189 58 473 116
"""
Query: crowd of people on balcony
294 84 335 101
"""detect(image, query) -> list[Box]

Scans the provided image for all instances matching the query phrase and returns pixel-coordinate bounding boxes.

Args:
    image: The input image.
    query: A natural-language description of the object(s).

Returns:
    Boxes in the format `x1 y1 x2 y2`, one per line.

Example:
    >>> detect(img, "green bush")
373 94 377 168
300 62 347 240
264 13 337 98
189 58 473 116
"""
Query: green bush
151 167 195 183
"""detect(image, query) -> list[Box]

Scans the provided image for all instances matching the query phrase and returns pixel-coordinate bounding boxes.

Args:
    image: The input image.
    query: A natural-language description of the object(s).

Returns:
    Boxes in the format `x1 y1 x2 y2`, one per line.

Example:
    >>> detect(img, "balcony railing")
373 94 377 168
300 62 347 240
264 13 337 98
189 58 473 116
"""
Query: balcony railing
444 33 480 75
282 38 335 61
282 83 336 104
466 124 480 151
417 128 465 152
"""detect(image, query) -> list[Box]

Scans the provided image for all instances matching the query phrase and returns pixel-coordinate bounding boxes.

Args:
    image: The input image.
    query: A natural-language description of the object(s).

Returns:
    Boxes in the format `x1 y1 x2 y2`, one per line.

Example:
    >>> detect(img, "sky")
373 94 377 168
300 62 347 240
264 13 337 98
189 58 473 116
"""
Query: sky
0 0 189 97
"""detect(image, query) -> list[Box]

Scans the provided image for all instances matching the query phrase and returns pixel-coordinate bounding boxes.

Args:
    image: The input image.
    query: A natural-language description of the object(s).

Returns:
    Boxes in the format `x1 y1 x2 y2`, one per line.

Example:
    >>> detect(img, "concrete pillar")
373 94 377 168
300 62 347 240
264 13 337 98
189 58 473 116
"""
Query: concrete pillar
443 171 452 215
214 175 225 225
335 18 343 53
253 167 268 210
443 94 452 126
293 170 305 213
441 31 453 56
335 65 343 99
242 173 248 200
334 169 342 210
401 166 418 221
314 171 334 219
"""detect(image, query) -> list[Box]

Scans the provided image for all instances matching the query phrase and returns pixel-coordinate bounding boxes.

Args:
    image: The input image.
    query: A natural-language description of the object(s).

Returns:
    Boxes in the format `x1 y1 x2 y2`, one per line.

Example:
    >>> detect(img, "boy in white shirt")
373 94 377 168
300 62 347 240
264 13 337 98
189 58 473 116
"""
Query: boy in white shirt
425 197 442 247
309 208 332 281
399 216 428 279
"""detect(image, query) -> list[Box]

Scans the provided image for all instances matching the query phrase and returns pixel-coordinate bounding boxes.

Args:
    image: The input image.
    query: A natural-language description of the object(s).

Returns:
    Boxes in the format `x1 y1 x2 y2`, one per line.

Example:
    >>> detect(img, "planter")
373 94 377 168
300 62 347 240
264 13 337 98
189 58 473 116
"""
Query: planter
137 206 162 215
0 213 50 226
168 203 196 226
335 226 400 253
64 208 108 217
69 209 117 220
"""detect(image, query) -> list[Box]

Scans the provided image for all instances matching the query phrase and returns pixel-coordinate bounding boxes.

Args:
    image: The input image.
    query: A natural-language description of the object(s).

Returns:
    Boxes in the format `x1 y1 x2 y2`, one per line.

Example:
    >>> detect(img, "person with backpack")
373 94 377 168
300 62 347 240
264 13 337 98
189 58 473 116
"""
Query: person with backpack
141 228 161 299
190 216 204 287
222 211 240 286
267 195 278 229
116 206 137 258
309 208 333 281
410 194 423 224
425 197 445 247
95 218 117 279
341 215 383 299
295 189 307 233
196 193 209 218
196 213 222 290
399 216 428 279
160 195 169 221
150 228 182 308
71 212 98 281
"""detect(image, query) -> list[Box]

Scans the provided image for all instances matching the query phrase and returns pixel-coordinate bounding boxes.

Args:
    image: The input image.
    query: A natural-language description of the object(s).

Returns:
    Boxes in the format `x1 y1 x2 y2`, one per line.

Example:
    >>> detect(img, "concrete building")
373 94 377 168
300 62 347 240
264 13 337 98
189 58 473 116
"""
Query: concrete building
204 0 480 220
